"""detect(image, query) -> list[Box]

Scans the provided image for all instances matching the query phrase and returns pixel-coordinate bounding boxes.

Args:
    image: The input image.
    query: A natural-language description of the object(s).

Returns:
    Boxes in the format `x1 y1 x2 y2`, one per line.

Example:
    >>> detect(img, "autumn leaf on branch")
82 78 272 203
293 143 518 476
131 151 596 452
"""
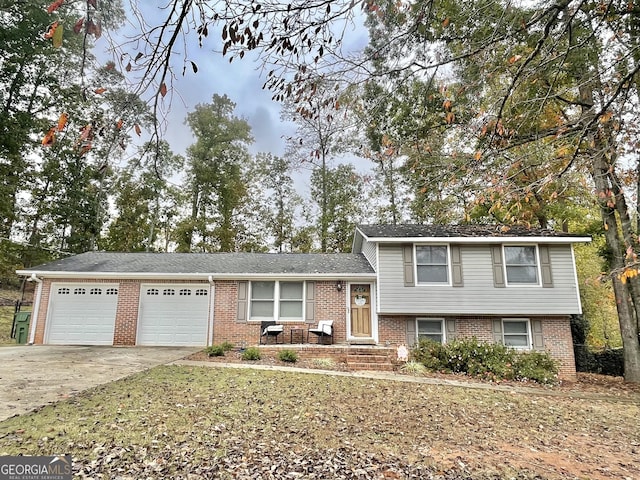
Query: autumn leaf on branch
73 17 84 34
41 127 56 146
134 124 142 136
57 112 68 132
43 21 59 39
47 0 64 14
52 23 63 47
94 88 107 94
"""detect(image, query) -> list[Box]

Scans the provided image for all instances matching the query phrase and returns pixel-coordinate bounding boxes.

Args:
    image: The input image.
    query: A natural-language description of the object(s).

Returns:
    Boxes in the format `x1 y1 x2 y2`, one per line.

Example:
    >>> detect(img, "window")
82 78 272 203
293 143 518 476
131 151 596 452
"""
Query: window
502 319 531 349
416 245 449 284
90 288 102 295
279 282 303 320
146 288 159 296
417 318 445 343
179 289 191 296
106 288 118 295
504 246 539 284
250 281 304 321
195 289 208 296
163 288 175 296
58 287 70 295
74 288 86 295
250 281 275 319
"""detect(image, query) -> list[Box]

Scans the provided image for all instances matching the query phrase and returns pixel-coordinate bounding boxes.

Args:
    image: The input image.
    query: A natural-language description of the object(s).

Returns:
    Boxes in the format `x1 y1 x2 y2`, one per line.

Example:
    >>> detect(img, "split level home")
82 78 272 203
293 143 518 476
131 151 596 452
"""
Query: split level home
17 224 590 377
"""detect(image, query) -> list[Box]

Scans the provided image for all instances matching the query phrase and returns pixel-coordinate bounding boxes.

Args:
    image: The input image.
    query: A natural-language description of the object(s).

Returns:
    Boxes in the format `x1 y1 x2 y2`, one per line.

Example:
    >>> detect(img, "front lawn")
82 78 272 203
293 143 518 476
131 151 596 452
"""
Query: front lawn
0 365 638 479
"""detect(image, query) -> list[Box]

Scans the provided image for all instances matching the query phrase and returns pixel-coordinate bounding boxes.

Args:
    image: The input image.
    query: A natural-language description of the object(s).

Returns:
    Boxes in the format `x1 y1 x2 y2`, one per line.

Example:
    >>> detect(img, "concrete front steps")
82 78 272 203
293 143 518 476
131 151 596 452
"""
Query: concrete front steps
257 345 396 372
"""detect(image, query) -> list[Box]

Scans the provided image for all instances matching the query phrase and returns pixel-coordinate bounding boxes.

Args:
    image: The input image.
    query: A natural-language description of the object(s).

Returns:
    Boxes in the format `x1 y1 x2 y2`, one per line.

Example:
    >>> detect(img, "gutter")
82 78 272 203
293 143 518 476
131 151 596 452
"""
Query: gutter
13 271 377 281
360 235 592 244
28 273 43 345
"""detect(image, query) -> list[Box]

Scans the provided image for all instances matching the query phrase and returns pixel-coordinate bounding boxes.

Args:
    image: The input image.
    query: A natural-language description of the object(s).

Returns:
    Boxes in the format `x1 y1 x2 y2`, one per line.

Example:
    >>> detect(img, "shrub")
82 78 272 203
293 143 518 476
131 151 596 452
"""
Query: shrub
411 339 448 371
278 349 298 363
241 346 261 361
513 351 559 385
205 345 225 357
220 341 235 352
400 360 427 376
411 337 559 385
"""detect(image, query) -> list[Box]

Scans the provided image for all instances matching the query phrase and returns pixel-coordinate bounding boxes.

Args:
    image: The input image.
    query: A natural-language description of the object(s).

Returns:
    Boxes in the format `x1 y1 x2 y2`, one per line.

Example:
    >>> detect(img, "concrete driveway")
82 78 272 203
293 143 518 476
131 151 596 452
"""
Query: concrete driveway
0 345 198 421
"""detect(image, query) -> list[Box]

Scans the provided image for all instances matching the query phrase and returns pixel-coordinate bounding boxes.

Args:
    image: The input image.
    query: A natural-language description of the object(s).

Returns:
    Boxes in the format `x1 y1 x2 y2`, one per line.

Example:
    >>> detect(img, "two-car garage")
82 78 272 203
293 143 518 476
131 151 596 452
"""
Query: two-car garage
45 283 210 346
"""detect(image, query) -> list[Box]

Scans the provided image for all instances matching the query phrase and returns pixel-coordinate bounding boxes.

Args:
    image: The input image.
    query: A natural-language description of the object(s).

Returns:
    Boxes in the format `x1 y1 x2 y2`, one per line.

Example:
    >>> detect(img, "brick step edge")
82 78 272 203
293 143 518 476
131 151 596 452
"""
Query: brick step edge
346 355 391 363
347 363 395 372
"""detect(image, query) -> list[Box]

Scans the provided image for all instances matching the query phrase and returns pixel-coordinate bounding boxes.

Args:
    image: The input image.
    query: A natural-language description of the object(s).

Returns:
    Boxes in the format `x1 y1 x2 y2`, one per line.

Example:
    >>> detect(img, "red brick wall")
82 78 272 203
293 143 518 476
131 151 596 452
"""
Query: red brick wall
315 281 347 342
377 314 576 379
378 315 412 346
212 280 347 347
113 281 140 345
32 279 51 344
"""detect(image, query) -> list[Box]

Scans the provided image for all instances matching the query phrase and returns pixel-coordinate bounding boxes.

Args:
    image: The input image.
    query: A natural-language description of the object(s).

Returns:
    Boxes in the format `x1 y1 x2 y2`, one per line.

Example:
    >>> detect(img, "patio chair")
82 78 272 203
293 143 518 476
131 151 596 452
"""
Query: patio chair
308 320 333 344
259 321 284 344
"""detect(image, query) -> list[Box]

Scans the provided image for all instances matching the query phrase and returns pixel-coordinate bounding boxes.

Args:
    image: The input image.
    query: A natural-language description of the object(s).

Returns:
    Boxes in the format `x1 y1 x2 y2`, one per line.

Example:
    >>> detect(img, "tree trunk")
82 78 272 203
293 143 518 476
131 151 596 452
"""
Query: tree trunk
580 82 640 382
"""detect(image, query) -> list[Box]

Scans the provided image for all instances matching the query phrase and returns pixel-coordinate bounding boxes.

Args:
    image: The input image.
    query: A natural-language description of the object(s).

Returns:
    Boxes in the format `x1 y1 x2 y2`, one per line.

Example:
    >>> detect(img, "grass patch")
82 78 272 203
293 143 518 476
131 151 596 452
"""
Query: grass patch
311 357 336 369
0 306 16 345
0 365 637 478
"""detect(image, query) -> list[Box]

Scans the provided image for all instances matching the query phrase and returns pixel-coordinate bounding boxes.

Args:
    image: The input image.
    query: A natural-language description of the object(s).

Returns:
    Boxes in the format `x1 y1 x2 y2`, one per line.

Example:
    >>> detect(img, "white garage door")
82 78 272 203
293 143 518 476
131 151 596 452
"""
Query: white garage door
46 284 118 345
137 284 210 346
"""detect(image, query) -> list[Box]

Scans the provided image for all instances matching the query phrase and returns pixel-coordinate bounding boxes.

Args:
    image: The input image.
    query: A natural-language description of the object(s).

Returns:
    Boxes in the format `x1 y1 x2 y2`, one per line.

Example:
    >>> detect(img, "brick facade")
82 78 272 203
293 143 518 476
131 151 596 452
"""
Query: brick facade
30 278 577 378
211 280 347 346
378 314 576 379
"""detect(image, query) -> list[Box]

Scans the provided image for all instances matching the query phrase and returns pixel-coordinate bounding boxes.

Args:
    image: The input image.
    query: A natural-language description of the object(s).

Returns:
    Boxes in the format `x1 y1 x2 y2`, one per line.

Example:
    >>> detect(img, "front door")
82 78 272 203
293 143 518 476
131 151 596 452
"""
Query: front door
350 284 372 337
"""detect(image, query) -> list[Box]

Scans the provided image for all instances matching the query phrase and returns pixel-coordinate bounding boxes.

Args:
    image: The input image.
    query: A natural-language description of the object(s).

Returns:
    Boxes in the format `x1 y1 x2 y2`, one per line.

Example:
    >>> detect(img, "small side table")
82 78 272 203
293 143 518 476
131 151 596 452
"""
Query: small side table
290 327 306 344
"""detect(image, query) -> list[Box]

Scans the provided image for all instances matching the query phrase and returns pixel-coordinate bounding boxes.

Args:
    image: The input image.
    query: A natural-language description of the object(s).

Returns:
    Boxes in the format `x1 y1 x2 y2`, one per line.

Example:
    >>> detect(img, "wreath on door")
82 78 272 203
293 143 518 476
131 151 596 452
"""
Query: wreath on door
354 294 367 306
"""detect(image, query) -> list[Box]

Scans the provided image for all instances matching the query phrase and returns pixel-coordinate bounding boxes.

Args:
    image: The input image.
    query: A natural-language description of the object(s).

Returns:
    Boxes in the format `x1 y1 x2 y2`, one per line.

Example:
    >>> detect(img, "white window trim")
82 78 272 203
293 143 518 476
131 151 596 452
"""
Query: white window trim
503 244 541 287
502 318 532 350
249 280 306 322
414 244 452 286
416 317 446 343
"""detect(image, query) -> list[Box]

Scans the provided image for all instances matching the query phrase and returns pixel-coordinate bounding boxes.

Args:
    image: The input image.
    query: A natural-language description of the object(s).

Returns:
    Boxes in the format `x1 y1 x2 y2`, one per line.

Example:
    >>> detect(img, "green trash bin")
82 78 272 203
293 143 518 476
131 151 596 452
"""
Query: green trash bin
12 312 31 344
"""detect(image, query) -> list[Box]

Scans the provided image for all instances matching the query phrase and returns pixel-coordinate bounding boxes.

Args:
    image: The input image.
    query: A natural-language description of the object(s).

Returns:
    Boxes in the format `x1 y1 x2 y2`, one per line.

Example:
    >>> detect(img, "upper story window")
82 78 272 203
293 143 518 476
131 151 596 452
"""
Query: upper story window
416 245 449 284
417 318 445 343
250 281 304 321
504 246 539 285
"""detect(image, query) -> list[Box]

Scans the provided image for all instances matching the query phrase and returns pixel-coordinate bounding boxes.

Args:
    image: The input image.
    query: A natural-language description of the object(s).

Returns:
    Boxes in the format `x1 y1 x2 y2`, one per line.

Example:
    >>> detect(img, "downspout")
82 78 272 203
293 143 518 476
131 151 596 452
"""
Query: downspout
28 273 43 345
208 275 215 347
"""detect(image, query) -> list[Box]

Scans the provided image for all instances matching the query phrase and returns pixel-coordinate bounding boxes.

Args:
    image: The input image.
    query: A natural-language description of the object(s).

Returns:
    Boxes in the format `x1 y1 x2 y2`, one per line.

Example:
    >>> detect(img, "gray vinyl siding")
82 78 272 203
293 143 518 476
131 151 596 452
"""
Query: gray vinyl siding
361 238 378 271
377 244 581 315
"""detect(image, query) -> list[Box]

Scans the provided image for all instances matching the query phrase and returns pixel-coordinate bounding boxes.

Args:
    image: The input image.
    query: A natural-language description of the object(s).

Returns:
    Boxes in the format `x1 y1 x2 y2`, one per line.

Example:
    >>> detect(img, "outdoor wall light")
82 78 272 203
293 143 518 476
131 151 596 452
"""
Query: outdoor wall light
336 280 343 292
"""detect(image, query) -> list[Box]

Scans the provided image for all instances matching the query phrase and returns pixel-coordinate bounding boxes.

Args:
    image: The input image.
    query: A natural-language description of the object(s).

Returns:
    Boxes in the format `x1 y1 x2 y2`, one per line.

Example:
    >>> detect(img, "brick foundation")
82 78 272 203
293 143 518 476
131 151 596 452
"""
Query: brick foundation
377 314 576 380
